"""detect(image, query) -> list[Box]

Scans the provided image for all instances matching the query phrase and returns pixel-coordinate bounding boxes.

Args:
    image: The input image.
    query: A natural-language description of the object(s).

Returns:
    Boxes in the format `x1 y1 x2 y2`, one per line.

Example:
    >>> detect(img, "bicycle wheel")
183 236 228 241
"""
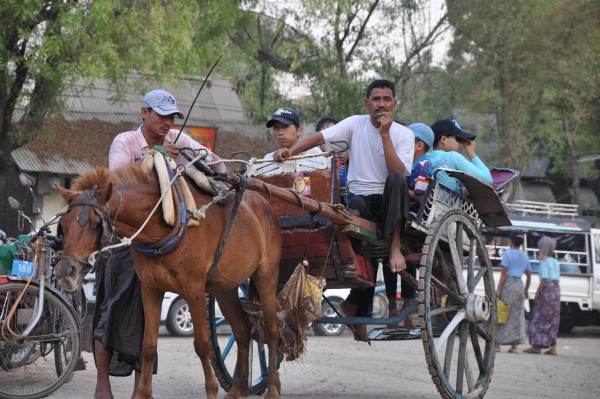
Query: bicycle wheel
0 282 81 399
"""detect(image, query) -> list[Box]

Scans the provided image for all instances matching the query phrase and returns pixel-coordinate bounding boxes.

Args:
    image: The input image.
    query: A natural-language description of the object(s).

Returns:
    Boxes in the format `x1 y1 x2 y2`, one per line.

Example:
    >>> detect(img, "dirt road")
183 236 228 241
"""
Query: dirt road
51 327 600 398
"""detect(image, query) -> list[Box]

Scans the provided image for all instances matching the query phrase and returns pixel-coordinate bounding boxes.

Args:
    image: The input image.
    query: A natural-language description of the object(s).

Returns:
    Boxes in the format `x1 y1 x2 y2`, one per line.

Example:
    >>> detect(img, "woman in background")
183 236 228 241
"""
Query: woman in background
496 231 532 353
524 236 561 355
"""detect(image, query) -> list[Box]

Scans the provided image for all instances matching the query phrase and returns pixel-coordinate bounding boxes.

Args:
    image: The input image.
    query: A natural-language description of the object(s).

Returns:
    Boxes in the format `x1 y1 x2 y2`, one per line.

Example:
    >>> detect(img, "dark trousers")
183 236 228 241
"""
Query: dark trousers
382 261 416 300
345 172 408 317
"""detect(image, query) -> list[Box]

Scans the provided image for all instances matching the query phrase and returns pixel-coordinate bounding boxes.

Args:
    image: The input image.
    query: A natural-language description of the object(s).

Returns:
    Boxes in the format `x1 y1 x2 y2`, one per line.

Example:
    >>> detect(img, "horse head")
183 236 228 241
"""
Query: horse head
55 168 115 293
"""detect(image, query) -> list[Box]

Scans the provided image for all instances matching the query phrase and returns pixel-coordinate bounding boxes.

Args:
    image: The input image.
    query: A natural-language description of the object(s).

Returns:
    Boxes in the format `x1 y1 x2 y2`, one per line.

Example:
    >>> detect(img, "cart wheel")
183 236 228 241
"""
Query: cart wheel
207 286 282 395
418 210 497 399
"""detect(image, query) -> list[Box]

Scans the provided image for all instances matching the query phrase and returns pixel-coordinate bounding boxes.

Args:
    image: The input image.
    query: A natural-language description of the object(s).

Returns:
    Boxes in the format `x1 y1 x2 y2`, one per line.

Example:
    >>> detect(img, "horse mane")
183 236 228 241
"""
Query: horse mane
63 164 153 203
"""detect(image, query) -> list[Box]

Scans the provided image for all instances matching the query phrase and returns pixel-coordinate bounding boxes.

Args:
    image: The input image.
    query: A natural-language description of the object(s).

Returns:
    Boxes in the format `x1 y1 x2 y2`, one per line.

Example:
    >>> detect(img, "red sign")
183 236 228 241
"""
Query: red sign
174 126 217 151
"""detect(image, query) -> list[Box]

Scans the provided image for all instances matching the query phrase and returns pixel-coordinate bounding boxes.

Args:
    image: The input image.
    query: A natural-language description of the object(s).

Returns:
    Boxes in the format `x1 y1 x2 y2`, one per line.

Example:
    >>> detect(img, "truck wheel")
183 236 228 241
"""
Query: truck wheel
559 303 577 333
559 316 576 333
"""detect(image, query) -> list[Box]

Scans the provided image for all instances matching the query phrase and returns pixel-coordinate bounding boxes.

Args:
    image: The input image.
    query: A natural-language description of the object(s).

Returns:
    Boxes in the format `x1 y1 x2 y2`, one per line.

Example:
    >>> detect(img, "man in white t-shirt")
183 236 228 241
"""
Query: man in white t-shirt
274 79 414 341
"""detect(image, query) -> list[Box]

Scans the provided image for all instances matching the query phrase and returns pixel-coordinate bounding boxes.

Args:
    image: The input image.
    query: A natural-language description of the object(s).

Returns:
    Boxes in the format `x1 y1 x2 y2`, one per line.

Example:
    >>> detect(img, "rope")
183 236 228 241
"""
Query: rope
206 175 247 280
319 233 336 279
87 161 183 266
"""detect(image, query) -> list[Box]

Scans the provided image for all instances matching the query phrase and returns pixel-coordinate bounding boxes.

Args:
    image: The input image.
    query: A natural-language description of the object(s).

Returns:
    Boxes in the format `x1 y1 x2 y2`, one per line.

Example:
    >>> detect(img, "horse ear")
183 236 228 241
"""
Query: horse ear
103 182 113 203
56 184 70 200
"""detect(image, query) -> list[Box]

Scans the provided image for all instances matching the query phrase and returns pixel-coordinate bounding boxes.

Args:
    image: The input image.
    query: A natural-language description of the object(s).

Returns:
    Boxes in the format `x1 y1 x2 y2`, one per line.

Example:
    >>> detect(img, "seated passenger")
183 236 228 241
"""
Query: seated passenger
263 107 322 159
407 123 434 211
426 118 492 194
273 79 415 342
384 122 434 330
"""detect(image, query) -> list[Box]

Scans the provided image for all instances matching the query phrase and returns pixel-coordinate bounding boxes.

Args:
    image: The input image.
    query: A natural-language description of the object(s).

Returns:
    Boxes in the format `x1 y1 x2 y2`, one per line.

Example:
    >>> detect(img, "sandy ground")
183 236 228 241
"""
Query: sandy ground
48 326 600 399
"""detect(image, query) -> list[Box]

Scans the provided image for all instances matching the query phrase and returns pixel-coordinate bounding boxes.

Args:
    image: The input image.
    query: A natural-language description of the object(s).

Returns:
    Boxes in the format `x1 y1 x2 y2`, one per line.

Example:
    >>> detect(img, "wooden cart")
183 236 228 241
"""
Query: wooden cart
207 155 517 399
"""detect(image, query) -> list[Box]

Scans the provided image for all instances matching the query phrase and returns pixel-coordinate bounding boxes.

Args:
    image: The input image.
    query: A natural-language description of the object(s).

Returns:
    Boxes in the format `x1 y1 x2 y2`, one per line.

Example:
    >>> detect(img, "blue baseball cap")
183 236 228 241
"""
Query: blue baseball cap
142 89 184 118
409 123 434 148
266 107 301 127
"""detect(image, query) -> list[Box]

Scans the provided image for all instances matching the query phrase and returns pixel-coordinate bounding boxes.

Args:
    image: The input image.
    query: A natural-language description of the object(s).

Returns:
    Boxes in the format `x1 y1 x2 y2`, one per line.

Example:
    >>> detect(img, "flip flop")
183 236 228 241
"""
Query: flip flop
523 348 541 354
507 349 518 353
544 351 557 355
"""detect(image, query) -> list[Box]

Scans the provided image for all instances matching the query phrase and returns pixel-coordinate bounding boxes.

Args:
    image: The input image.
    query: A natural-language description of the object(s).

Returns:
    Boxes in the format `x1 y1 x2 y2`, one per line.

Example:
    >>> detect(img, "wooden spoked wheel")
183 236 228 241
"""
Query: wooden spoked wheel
418 210 497 399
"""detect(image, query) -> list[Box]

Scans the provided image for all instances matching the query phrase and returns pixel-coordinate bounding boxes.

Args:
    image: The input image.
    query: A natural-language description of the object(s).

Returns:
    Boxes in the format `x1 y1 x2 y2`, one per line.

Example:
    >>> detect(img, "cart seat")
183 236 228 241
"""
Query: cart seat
444 169 512 228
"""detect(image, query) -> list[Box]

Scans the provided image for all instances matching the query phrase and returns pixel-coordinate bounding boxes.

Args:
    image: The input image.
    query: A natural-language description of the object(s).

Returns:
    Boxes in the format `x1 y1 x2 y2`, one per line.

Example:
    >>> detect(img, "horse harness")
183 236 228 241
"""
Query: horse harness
59 156 248 279
60 185 114 272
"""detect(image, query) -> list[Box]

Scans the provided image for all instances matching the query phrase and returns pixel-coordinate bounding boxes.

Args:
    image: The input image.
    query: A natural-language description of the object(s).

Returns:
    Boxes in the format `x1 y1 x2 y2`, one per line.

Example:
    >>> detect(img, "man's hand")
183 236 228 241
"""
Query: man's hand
273 148 292 162
389 251 407 274
163 142 180 159
461 139 477 160
377 111 394 136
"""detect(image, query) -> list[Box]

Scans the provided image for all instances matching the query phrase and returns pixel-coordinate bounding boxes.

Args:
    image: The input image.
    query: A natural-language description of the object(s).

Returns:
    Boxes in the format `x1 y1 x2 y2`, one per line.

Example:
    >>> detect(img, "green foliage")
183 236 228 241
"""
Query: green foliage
229 0 447 127
0 0 241 172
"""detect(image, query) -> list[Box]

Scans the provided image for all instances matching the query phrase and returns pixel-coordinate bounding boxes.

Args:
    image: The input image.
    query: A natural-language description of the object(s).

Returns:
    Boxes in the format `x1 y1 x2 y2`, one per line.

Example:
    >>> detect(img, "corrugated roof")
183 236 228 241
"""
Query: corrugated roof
11 148 94 175
10 75 270 174
61 76 262 136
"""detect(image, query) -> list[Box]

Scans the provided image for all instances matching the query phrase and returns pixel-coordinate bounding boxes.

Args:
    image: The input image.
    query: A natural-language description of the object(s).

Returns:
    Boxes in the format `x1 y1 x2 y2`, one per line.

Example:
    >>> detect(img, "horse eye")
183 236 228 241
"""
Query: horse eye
91 221 102 230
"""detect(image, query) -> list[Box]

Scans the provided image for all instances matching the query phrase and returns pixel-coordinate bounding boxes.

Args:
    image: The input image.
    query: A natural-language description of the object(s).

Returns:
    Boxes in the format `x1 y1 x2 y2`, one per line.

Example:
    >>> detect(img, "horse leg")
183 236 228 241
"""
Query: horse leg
134 286 163 399
186 289 220 399
214 289 252 399
252 273 281 399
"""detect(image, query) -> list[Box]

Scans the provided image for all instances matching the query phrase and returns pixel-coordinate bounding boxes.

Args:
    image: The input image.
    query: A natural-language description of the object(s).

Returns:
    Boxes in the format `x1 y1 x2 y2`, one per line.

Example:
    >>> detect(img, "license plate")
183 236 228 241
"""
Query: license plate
11 260 36 277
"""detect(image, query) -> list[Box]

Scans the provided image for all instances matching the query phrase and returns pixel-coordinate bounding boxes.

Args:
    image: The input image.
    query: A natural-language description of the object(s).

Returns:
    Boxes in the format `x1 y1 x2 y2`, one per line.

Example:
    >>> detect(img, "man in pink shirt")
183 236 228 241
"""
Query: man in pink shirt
109 89 225 172
94 90 225 398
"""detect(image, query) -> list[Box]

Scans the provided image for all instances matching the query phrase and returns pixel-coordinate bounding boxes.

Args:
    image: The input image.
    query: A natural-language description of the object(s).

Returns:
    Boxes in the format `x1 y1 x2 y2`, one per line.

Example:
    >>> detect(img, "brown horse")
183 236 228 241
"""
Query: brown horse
55 165 282 399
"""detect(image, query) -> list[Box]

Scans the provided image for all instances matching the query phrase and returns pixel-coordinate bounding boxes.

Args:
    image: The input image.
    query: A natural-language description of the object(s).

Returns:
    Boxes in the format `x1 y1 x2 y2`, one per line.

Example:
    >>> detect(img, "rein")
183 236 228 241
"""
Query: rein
206 174 247 281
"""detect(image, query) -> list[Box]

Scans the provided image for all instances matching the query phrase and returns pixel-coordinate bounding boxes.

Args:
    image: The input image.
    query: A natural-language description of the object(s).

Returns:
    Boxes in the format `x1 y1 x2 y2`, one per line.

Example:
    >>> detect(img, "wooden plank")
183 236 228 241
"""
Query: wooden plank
245 176 353 225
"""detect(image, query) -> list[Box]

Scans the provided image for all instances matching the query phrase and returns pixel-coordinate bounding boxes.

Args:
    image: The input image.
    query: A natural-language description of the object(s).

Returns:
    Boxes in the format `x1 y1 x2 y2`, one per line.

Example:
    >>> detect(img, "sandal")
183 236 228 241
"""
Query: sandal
507 349 518 353
544 350 557 355
523 347 541 354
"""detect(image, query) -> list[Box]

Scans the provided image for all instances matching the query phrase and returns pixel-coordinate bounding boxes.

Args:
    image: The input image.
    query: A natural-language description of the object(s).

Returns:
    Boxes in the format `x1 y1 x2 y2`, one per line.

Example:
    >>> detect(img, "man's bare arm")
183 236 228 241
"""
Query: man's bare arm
273 132 325 162
378 112 405 174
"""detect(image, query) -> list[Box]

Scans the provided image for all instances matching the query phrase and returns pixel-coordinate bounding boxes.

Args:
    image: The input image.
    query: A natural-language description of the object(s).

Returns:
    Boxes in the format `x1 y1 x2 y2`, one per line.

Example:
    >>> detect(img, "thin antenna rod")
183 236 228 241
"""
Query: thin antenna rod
174 54 222 144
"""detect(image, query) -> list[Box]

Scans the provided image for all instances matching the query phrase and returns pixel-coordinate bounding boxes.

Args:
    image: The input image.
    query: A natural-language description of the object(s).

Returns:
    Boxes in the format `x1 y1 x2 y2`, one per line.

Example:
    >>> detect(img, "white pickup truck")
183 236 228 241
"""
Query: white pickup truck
483 200 600 332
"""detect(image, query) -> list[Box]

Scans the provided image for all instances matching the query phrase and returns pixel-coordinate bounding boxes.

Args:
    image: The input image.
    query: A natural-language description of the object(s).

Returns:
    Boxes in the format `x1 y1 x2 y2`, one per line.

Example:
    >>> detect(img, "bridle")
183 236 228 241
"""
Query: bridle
58 185 115 273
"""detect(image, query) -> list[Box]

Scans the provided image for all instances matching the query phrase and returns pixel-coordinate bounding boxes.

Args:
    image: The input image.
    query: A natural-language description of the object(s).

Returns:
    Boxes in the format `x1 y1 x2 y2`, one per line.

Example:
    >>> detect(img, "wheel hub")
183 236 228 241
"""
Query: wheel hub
465 293 491 322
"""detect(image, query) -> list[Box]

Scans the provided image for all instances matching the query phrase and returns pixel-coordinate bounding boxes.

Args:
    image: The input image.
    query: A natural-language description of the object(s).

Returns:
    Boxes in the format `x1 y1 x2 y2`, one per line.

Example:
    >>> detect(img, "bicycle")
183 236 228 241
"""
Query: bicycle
0 174 83 399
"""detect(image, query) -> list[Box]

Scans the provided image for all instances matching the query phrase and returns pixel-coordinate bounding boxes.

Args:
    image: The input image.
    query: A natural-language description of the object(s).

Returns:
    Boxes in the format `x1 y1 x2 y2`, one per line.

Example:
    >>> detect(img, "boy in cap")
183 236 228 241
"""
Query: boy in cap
407 122 434 206
95 89 225 398
263 107 322 159
425 118 492 194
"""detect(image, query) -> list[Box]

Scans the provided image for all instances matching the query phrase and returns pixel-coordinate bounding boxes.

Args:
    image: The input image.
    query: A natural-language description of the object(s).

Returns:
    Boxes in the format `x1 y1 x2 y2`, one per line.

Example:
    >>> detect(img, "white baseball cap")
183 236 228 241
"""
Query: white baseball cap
142 89 184 118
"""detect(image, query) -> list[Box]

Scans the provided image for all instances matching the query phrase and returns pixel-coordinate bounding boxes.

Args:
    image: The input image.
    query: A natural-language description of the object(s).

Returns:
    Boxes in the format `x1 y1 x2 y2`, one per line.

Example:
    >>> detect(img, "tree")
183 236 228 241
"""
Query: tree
0 0 239 173
533 0 600 206
230 0 449 124
446 0 600 205
446 0 549 175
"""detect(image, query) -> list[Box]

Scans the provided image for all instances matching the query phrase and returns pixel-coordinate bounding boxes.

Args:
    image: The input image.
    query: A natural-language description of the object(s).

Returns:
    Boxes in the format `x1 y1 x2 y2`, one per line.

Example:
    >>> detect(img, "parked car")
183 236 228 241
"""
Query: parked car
86 276 401 338
82 273 196 337
312 285 395 336
161 292 194 336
